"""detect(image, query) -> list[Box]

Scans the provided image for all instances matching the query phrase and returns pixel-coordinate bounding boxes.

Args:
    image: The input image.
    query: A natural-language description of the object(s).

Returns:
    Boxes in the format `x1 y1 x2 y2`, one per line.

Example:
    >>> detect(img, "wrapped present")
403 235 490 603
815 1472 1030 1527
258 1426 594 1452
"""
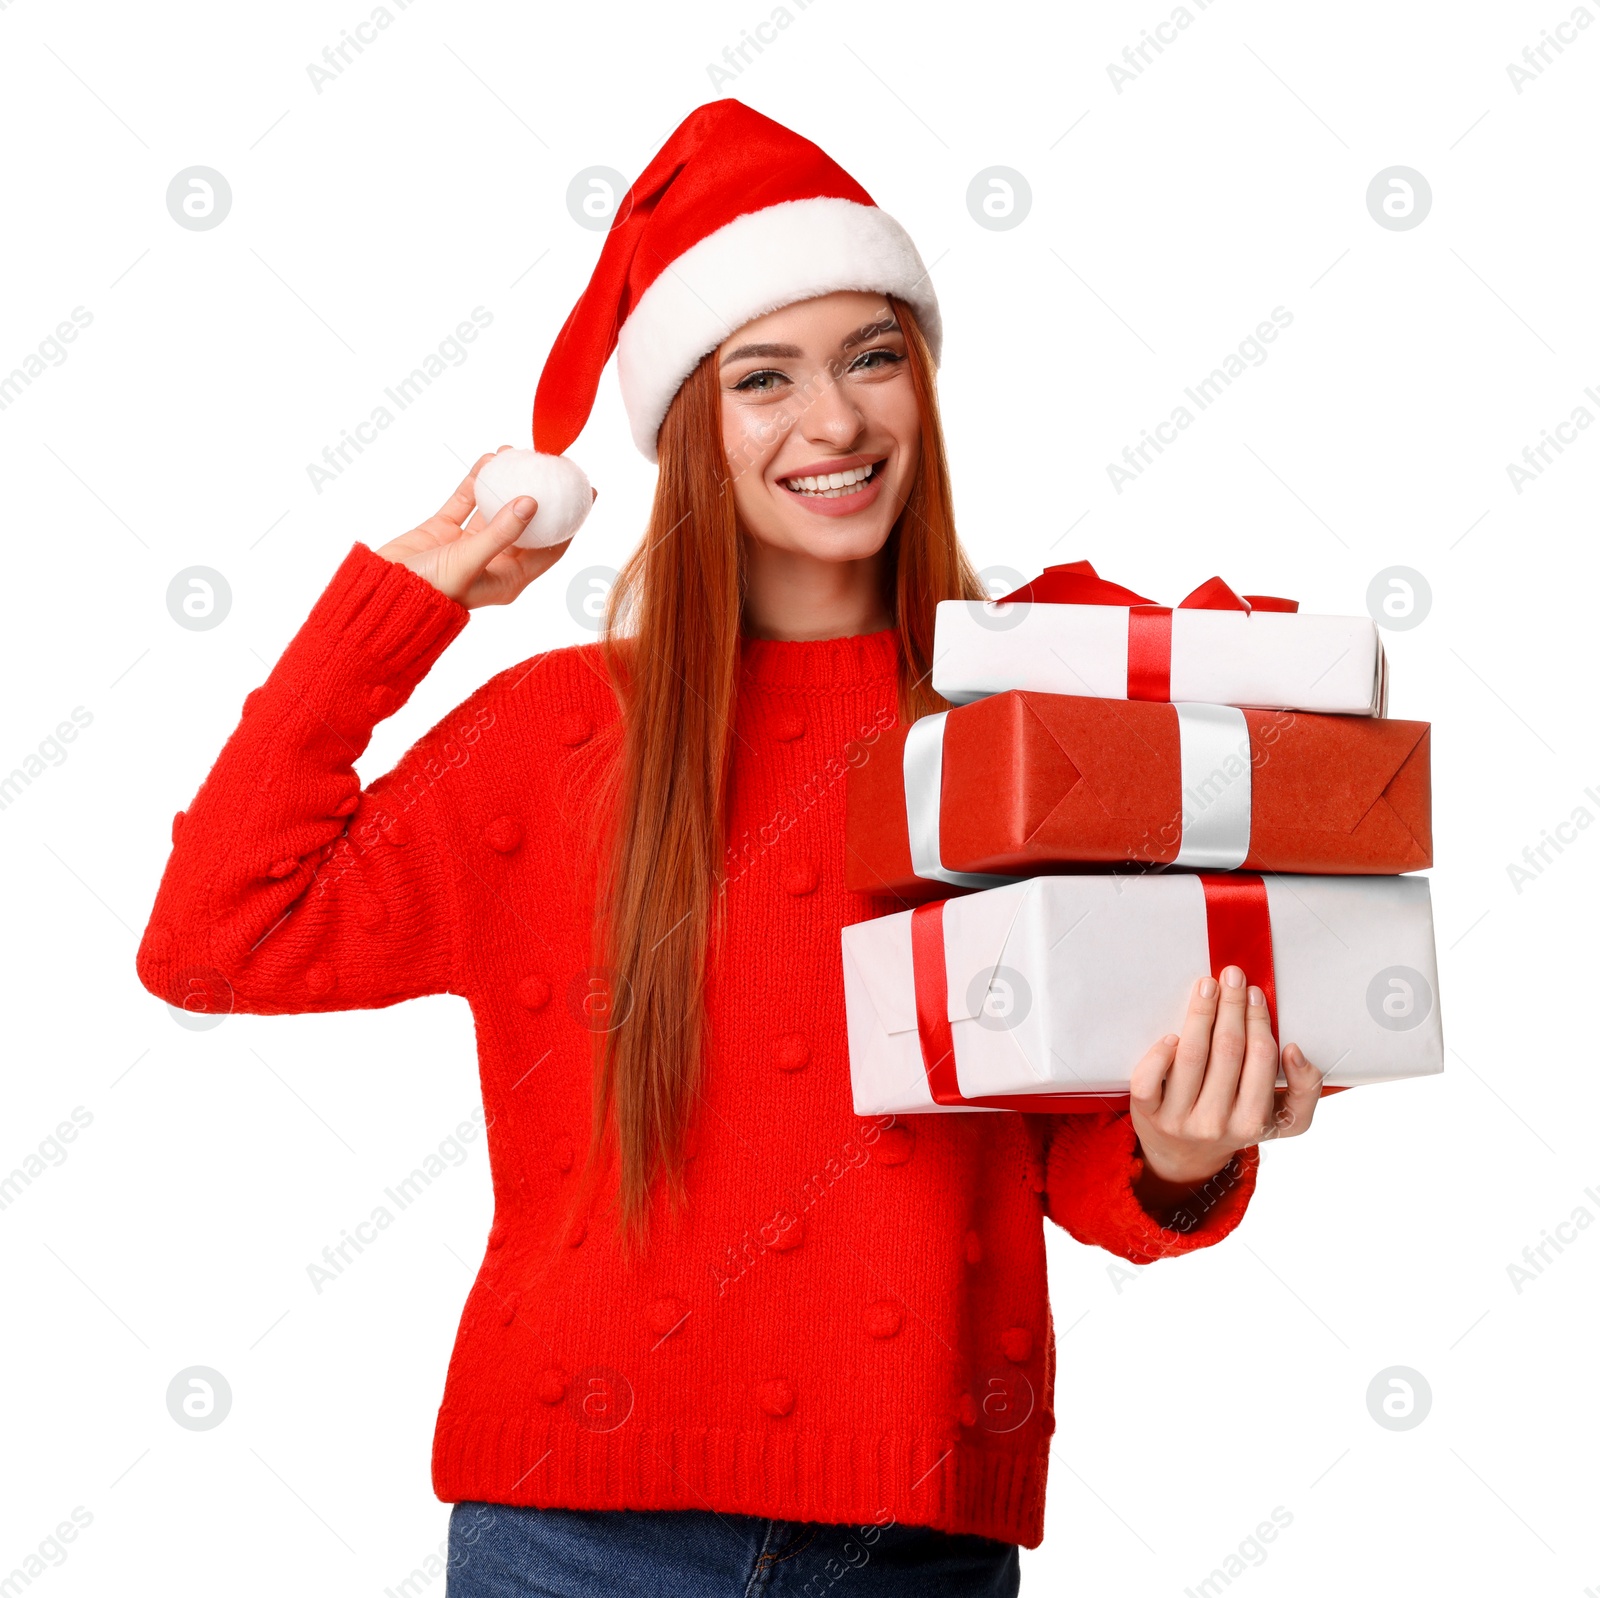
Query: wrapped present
842 872 1442 1114
846 692 1431 897
933 561 1387 715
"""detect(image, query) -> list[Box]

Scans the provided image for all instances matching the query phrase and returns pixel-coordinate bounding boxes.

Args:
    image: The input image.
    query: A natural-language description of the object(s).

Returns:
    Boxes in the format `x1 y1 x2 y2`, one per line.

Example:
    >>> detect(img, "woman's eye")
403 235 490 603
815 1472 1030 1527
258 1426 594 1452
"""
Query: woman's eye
850 348 902 373
734 369 788 393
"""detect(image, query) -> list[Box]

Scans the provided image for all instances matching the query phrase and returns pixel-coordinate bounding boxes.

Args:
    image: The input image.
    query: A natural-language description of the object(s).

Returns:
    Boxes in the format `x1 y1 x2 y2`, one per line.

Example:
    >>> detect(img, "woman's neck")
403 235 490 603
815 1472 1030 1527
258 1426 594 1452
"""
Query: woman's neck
740 537 894 641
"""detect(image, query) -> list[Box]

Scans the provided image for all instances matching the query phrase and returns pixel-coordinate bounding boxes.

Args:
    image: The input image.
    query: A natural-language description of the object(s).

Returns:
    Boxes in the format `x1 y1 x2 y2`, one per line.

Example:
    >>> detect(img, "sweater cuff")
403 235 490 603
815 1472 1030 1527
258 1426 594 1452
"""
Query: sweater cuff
303 542 469 683
228 545 468 748
1044 1114 1259 1266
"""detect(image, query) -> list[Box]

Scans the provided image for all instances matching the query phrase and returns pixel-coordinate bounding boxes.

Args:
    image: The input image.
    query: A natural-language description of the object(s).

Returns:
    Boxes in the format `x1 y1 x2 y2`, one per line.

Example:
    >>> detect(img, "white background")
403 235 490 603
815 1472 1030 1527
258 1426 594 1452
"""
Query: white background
2 0 1596 1593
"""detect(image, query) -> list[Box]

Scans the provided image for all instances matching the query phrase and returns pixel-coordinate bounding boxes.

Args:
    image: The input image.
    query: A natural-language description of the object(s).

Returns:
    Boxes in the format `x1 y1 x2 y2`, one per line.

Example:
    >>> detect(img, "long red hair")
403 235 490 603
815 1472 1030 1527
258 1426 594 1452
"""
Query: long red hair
587 296 983 1240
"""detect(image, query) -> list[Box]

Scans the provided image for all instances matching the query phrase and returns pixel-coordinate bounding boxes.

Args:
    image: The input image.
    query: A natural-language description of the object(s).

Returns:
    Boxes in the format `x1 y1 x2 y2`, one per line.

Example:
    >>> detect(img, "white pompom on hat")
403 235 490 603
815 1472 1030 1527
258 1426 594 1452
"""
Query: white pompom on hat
474 450 592 550
479 97 942 548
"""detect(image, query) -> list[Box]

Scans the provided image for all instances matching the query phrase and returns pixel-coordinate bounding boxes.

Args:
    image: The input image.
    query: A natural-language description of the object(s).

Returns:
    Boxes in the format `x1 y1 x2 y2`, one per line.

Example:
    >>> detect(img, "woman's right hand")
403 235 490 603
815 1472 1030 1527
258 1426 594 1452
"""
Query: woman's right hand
375 446 577 609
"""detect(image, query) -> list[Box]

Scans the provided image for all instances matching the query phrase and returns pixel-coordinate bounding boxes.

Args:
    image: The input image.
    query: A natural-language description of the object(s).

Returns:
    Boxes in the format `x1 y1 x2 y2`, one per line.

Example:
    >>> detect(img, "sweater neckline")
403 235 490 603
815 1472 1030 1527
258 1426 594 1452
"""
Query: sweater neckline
739 627 901 690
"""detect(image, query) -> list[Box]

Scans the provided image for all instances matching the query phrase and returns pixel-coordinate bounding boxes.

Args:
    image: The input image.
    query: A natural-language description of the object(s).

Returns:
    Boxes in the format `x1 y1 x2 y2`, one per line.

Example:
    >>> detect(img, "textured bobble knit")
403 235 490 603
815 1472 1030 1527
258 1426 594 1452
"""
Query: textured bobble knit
137 544 1259 1549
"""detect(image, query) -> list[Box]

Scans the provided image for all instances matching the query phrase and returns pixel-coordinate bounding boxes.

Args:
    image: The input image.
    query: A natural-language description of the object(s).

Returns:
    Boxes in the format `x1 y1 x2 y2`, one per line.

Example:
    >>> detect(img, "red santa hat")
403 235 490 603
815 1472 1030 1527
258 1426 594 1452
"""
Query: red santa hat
476 98 942 546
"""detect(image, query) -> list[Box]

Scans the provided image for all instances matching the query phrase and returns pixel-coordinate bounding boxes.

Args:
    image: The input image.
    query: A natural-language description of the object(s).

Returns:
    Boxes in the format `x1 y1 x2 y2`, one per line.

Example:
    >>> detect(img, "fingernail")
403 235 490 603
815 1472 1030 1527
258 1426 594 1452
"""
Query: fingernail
1222 966 1245 989
512 496 536 517
1163 1033 1180 1047
1248 985 1266 1007
1198 977 1217 999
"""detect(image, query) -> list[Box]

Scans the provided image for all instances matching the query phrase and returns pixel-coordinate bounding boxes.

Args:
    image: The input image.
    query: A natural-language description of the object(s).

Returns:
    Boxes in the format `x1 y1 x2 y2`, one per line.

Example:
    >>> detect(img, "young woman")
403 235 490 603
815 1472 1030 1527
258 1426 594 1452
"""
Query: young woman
138 102 1324 1596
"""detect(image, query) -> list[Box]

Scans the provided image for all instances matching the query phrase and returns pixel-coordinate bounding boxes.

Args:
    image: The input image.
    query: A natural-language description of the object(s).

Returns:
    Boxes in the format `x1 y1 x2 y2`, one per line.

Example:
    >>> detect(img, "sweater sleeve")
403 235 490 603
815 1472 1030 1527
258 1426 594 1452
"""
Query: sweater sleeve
1040 1111 1259 1266
136 543 473 1019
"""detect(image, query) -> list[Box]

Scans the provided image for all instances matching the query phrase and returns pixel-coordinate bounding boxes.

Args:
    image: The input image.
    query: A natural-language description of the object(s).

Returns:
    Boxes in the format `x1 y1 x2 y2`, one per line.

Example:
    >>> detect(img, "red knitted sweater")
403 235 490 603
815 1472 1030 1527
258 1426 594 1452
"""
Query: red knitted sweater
136 544 1258 1549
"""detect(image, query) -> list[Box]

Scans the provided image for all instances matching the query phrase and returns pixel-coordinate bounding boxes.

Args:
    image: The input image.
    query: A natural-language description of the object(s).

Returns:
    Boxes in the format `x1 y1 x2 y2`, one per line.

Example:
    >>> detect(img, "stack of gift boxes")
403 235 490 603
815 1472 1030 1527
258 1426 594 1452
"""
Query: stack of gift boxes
841 561 1444 1116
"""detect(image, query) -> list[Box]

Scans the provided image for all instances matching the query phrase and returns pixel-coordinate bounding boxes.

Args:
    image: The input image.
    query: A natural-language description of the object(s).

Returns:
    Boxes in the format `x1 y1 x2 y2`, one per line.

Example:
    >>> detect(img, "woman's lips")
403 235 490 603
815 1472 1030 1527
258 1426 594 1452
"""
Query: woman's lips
776 467 885 519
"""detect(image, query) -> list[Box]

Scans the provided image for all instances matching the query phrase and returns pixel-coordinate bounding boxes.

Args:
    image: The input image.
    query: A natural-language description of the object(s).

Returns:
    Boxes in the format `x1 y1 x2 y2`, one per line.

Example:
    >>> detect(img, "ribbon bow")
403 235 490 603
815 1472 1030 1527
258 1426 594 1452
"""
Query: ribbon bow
1001 560 1299 703
1005 559 1300 615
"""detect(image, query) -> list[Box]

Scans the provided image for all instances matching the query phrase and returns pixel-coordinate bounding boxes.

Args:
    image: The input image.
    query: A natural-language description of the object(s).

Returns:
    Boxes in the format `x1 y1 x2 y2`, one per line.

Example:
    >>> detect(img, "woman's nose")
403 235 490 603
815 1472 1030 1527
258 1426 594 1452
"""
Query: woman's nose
797 373 866 447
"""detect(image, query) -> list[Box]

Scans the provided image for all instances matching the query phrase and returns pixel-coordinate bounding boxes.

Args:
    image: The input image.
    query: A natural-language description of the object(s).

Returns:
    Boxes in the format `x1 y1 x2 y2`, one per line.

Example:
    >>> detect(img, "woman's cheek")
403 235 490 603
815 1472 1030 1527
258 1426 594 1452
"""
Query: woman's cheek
883 383 921 463
724 399 784 467
857 377 919 500
729 411 803 534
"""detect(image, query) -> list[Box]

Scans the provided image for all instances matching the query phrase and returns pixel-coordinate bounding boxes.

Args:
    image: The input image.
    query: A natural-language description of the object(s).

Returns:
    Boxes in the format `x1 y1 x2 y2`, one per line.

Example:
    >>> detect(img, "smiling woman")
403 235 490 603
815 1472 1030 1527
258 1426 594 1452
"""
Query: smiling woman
136 97 1282 1598
720 295 923 636
590 282 976 1248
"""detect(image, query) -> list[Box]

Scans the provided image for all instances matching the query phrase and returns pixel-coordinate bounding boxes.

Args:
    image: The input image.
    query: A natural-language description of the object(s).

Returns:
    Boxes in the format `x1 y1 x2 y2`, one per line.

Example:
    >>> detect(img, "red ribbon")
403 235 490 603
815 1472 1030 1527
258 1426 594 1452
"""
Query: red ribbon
1196 872 1278 1036
1126 607 1173 703
909 874 1348 1114
1004 561 1299 705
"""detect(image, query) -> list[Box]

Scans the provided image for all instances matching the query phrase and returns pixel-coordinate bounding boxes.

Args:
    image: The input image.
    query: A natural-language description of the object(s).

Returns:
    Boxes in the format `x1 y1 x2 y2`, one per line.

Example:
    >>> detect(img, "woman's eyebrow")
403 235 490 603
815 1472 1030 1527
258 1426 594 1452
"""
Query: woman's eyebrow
719 341 803 366
841 319 901 351
719 320 904 367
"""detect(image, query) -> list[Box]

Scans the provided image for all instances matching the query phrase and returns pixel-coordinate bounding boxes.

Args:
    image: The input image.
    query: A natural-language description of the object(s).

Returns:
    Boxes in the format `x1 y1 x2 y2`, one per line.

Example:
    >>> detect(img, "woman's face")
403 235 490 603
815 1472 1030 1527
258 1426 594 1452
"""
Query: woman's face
717 290 921 564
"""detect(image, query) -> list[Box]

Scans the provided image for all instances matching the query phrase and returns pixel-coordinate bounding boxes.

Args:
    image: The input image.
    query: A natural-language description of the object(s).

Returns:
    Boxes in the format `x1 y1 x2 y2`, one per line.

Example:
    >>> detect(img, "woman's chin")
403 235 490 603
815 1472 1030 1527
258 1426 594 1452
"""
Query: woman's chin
771 516 894 563
758 484 899 561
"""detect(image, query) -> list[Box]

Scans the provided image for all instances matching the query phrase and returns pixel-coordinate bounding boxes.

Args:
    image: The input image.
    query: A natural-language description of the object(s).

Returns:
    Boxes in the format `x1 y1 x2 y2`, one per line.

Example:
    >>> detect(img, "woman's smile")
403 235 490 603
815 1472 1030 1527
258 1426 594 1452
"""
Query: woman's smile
775 454 887 517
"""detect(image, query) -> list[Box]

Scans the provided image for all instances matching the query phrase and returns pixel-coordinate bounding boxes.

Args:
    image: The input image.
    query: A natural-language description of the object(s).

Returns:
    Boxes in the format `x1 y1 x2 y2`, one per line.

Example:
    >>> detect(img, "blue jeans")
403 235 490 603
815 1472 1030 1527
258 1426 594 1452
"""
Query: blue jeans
444 1502 1021 1597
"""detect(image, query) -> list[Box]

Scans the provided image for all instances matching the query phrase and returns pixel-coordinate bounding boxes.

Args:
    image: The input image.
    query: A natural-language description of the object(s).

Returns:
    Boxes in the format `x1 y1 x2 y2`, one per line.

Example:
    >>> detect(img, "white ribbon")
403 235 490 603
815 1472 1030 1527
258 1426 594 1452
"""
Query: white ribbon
903 714 1020 889
1173 702 1253 869
904 702 1254 881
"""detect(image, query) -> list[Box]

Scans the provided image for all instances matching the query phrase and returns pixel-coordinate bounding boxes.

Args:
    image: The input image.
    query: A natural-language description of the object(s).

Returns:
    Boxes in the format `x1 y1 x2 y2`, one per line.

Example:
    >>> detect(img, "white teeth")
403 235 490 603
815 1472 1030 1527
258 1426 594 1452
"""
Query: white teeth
783 463 876 496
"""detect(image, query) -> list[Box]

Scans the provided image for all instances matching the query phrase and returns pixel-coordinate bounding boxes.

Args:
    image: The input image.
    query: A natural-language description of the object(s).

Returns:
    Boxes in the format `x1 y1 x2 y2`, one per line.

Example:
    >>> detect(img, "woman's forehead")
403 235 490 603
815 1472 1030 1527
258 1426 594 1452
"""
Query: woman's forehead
718 291 901 359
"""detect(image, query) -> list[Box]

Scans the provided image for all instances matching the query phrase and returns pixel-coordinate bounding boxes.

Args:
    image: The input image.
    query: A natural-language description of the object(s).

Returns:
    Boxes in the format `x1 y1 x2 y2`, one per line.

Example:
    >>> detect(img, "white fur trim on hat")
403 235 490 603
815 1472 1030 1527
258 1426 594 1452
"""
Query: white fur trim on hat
615 197 942 462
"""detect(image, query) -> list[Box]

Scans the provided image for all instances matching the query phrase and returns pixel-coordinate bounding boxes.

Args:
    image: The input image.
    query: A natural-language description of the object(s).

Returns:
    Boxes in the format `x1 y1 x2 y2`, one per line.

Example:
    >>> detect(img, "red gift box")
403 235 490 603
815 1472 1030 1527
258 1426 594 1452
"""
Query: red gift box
846 691 1431 899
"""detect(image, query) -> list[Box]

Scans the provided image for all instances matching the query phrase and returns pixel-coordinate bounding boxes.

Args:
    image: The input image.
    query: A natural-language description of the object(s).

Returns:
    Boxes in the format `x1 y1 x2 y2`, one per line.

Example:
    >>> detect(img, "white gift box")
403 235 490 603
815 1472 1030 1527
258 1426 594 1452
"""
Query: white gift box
842 873 1442 1115
931 600 1387 715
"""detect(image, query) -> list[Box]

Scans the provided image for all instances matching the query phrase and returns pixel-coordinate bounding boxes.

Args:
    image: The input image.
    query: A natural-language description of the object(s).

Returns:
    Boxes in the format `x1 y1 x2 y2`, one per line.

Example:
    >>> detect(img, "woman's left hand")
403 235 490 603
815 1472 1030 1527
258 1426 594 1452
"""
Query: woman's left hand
1128 965 1324 1205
